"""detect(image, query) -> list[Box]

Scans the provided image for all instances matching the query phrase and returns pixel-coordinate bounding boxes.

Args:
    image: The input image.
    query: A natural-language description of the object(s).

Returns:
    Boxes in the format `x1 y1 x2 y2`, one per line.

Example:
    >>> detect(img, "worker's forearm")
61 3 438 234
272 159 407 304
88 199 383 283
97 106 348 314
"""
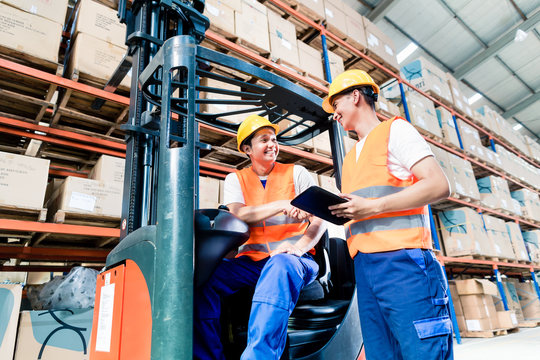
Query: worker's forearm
294 218 327 253
233 200 287 225
377 178 449 214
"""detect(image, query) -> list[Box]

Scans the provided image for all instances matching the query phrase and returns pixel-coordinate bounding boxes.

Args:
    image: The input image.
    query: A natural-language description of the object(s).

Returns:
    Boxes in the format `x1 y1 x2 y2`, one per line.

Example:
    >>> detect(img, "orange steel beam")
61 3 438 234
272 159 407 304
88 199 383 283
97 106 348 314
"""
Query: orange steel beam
0 125 126 158
49 168 88 178
439 255 540 270
0 219 120 237
200 160 236 174
205 31 328 93
0 58 130 106
0 245 109 262
199 169 227 178
0 116 126 151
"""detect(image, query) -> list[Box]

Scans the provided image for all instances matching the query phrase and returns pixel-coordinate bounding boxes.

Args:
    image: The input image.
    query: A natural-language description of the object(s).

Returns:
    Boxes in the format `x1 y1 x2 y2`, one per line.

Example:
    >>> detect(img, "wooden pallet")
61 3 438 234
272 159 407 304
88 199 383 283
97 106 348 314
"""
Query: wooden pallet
234 38 271 57
518 321 540 328
0 205 47 222
50 209 120 228
462 327 519 338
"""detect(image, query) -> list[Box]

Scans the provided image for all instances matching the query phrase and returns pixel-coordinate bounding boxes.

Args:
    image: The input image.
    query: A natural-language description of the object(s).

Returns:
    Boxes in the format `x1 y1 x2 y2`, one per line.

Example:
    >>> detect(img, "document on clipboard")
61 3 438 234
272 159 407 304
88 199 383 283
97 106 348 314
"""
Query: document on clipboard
291 186 349 225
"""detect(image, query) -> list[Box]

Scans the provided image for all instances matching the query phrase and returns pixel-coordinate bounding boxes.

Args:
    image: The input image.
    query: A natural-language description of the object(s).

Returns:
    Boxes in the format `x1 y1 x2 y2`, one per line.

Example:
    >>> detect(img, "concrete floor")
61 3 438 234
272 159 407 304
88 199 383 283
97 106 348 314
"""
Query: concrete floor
453 326 540 359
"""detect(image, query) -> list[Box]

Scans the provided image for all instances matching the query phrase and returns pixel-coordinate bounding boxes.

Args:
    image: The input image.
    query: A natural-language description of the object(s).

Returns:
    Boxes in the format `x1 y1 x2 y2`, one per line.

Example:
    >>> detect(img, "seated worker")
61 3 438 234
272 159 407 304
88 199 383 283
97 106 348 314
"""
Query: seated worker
324 70 452 360
194 114 327 360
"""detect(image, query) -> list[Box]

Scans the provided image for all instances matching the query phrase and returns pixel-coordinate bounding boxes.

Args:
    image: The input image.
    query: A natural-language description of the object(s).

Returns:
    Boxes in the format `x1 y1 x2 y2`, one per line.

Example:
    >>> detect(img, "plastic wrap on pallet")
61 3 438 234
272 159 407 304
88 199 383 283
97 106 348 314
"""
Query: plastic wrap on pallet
522 230 540 264
435 107 460 148
482 215 516 260
514 281 540 321
506 222 530 262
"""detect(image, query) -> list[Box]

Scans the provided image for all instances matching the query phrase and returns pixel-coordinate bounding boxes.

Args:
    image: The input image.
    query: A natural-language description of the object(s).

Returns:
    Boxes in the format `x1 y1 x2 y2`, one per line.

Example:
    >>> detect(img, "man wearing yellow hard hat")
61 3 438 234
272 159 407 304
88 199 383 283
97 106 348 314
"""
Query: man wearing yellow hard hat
324 70 453 359
193 114 326 360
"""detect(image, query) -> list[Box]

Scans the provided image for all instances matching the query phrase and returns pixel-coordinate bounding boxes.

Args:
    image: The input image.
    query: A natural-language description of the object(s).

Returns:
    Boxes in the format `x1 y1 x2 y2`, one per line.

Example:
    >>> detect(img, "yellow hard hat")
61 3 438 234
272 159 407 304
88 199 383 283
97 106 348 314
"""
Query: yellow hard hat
322 70 380 113
237 115 280 153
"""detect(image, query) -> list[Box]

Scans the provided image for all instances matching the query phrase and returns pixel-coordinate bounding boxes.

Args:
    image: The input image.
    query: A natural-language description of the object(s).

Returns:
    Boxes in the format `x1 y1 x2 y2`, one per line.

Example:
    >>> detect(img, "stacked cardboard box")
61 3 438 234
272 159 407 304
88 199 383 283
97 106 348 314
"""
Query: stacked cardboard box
235 0 270 53
327 50 345 82
522 230 540 264
344 10 367 51
323 0 348 39
401 91 442 139
455 279 500 332
295 0 326 22
376 94 401 119
0 152 50 210
511 189 540 222
400 57 452 104
297 41 325 82
89 155 125 185
428 145 454 195
524 136 540 163
199 176 221 209
363 18 398 70
438 207 493 257
446 153 481 201
268 10 300 68
456 120 487 160
506 222 531 262
482 215 515 260
448 281 467 333
515 281 540 321
445 73 473 117
0 2 64 64
500 279 526 323
435 107 460 148
14 308 94 360
476 176 515 213
204 0 238 37
68 0 130 88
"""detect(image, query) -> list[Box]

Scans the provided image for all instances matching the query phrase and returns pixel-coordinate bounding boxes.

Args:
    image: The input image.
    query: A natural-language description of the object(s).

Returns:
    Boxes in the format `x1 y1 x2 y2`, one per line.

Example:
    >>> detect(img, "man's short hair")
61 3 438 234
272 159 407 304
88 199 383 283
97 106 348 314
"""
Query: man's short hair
339 86 378 111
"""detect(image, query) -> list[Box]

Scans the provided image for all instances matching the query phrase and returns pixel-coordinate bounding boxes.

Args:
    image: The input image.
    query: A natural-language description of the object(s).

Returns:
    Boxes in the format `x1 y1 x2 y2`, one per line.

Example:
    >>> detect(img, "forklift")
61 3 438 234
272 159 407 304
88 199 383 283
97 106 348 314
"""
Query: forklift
88 1 363 358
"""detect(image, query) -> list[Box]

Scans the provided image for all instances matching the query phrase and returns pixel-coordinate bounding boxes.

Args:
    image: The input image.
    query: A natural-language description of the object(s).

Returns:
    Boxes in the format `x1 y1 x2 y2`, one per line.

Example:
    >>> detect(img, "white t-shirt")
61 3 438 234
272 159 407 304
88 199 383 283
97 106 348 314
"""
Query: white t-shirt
355 119 434 180
224 165 315 205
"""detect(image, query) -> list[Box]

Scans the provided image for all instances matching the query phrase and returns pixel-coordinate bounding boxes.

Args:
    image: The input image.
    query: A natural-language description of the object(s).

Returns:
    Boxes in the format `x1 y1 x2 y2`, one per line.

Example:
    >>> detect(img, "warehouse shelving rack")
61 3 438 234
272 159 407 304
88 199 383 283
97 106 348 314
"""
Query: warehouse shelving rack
0 0 539 344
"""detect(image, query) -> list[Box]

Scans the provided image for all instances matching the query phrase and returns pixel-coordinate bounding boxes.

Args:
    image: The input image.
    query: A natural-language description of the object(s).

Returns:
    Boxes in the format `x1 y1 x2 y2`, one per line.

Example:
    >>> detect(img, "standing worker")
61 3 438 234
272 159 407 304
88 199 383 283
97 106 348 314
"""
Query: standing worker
324 70 453 360
193 115 327 360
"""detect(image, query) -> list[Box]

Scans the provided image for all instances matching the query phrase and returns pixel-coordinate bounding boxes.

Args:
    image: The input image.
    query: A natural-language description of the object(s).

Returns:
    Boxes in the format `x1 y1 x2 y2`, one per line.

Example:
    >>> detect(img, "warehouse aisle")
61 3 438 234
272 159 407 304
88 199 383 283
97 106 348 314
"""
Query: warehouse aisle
453 327 540 360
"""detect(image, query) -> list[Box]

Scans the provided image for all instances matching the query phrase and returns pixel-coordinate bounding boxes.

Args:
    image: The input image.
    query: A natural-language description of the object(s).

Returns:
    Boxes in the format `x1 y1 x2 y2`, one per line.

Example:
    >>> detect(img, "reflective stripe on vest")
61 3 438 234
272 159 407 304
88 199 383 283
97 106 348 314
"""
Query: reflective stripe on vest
235 163 310 261
341 117 432 257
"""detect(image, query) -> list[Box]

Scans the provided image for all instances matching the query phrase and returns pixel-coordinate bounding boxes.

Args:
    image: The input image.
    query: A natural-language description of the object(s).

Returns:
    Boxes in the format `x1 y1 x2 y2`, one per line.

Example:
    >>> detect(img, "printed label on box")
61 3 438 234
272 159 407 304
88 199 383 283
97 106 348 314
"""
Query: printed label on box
466 319 481 331
68 192 96 212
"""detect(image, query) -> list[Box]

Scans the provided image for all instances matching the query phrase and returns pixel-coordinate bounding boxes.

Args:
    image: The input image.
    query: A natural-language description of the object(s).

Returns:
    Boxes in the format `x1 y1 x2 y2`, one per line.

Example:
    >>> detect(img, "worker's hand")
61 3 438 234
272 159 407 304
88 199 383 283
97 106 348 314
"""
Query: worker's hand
328 193 383 220
281 201 310 221
270 241 303 257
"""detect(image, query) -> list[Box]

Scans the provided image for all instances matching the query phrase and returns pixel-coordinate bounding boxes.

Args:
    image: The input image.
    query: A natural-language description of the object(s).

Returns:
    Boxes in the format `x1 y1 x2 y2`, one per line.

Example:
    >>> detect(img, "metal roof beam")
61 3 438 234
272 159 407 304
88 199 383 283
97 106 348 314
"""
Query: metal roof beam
503 91 540 118
453 9 540 79
367 0 397 22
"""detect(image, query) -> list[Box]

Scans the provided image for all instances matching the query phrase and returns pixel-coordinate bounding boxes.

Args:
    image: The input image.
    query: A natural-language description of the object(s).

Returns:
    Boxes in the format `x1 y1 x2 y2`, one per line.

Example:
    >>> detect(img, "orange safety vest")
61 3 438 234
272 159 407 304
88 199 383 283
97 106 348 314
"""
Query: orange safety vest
341 117 432 258
235 163 310 261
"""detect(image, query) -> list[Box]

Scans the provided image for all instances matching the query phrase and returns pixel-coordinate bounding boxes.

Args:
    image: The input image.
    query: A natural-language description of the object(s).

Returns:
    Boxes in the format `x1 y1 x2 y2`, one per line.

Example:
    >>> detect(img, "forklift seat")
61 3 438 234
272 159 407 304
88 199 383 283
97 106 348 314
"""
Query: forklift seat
194 208 250 287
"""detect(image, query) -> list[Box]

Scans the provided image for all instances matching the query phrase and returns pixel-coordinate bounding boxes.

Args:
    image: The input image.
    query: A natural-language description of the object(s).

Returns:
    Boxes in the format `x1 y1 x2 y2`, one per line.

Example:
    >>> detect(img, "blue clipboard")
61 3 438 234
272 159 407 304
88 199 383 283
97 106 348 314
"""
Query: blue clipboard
291 186 349 225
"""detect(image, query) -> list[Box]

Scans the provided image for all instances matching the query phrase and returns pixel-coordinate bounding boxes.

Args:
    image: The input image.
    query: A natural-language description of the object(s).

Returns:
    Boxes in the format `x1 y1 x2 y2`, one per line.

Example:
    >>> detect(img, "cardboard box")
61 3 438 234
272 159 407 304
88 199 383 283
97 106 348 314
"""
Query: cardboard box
267 10 300 67
428 145 454 195
327 50 344 82
438 207 489 257
199 176 220 209
14 309 93 360
204 0 236 36
482 215 515 260
464 317 495 332
435 107 460 148
501 280 525 323
49 176 123 218
68 33 131 88
1 0 68 24
0 284 22 360
198 78 248 125
345 12 367 50
0 151 50 209
497 310 518 329
0 3 62 63
312 132 331 155
89 155 125 184
73 0 126 46
506 222 530 262
297 41 325 81
456 315 467 333
400 57 452 104
460 293 499 330
296 0 326 21
446 153 480 201
477 176 513 212
376 94 400 118
401 91 442 138
522 230 540 264
449 282 463 316
324 0 348 39
515 281 540 320
235 0 270 52
363 18 398 70
455 279 498 296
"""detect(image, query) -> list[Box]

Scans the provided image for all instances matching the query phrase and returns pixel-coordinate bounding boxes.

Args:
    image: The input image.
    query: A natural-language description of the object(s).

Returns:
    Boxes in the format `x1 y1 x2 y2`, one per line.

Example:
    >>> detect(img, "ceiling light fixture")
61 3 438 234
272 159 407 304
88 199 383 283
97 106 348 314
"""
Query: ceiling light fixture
468 93 482 105
397 42 419 64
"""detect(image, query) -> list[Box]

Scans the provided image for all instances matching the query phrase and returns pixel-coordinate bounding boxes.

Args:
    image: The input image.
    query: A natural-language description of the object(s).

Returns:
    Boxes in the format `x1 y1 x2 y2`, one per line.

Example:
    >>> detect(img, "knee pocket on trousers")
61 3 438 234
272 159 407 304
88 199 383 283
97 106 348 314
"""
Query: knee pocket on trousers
413 315 452 340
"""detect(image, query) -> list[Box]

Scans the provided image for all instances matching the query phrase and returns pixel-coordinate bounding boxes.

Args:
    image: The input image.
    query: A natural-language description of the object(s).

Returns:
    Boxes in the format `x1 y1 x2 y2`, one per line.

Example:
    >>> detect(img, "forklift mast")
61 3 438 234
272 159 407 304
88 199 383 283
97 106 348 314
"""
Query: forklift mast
90 1 348 359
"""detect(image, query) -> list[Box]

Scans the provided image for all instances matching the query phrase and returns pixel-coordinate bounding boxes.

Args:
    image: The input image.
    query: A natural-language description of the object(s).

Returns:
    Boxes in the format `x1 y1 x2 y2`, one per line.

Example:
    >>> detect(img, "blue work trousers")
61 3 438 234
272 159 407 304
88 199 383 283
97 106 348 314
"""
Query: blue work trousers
194 253 318 360
354 248 453 360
